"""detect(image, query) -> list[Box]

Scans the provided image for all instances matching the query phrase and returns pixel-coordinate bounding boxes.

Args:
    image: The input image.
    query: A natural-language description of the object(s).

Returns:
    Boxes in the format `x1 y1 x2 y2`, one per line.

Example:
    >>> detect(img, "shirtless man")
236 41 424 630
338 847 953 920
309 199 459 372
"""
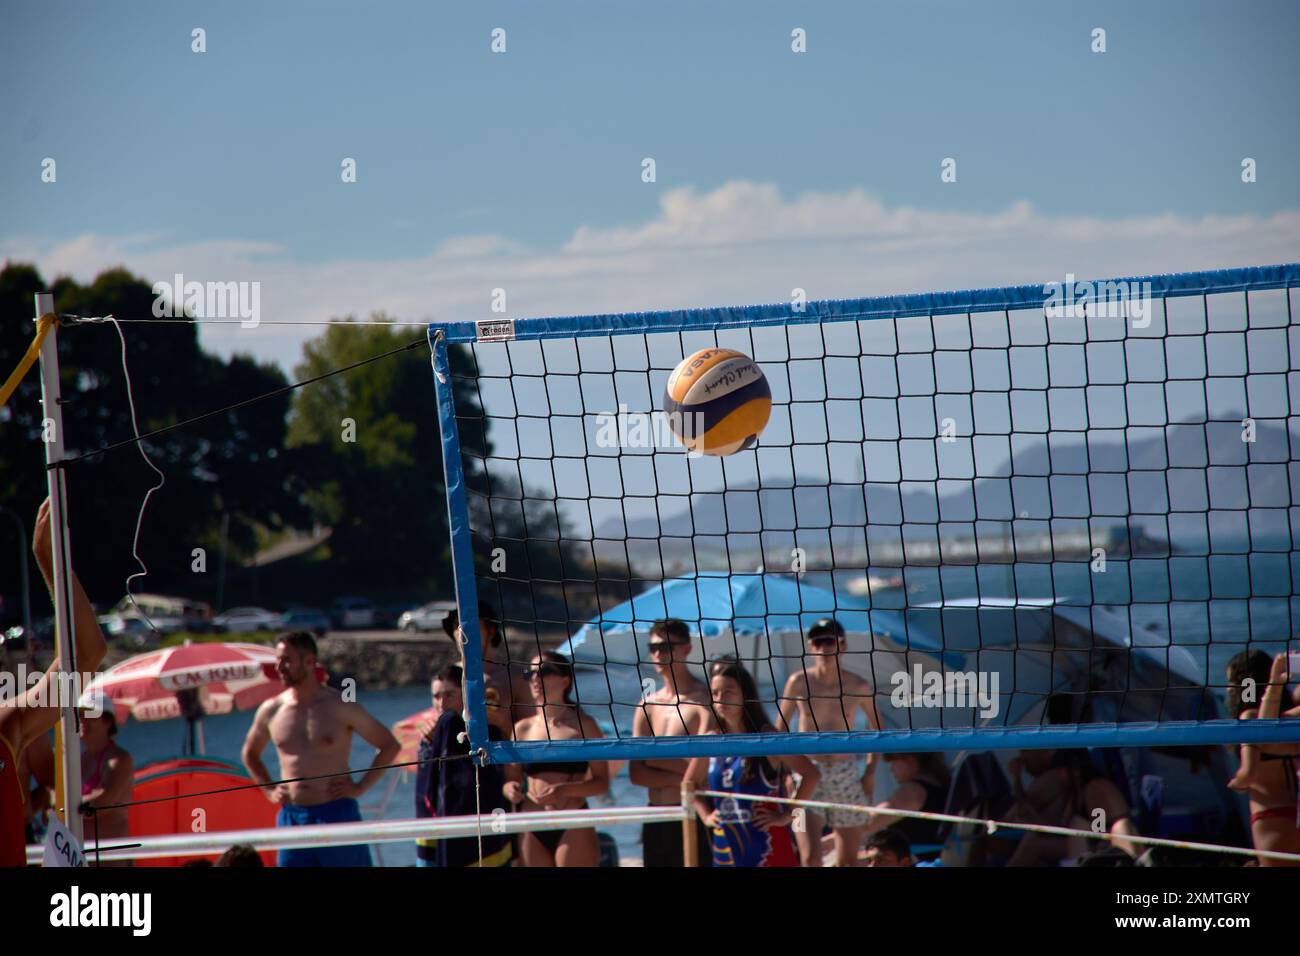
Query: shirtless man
1 499 107 867
630 619 714 866
242 631 400 867
779 617 881 866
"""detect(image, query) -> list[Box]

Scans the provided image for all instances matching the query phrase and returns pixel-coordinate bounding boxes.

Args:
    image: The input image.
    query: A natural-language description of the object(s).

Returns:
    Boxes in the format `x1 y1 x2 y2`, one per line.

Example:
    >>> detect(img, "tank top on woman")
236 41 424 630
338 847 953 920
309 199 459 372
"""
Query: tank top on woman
706 753 797 867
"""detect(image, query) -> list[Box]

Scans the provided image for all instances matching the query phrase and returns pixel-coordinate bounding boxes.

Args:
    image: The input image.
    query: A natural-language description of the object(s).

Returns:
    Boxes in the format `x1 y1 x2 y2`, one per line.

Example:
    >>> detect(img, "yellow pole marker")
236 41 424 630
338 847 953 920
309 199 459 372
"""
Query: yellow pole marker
0 312 56 409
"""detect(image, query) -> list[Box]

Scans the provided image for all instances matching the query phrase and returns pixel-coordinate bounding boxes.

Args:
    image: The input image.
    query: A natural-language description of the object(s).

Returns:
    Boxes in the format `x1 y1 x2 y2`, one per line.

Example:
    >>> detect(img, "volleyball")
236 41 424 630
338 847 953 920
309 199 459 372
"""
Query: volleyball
663 348 772 456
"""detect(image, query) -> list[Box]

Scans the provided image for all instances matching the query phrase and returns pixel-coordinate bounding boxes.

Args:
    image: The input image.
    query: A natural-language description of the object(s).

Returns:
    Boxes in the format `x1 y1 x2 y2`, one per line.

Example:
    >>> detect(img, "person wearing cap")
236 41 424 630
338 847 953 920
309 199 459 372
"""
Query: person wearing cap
79 695 133 858
441 601 533 733
0 499 107 867
778 616 882 866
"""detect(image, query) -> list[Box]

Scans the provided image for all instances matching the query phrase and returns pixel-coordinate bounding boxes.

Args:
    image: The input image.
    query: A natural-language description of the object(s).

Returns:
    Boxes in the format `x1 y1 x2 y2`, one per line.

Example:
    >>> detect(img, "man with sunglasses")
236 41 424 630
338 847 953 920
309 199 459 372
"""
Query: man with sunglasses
630 619 714 866
779 617 881 866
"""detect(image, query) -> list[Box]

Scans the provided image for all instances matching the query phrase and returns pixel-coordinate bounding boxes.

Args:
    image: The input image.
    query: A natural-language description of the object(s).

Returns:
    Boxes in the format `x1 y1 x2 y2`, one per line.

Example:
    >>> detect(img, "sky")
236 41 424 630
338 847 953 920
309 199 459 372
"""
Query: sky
2 0 1298 373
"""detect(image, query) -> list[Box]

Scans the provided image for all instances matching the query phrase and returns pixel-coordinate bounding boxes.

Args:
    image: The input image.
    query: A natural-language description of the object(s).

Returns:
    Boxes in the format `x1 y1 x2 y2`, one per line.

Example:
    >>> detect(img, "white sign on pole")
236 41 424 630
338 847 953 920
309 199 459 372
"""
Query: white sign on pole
43 813 87 868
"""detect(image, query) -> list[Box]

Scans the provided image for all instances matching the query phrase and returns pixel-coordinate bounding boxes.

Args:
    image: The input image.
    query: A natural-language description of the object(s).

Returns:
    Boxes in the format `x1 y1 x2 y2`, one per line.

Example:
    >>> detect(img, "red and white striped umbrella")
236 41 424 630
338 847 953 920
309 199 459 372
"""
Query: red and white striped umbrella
81 641 303 723
392 706 441 774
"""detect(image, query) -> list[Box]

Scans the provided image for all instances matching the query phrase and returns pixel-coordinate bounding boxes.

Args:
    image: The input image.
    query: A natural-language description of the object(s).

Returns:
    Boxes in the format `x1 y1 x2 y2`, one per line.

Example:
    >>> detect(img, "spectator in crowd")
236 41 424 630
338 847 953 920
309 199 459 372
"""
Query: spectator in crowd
863 829 914 867
1226 650 1300 866
778 617 880 866
505 651 610 866
685 661 819 867
631 619 714 867
415 663 513 867
861 752 951 862
442 602 532 731
242 631 400 867
413 663 461 866
216 843 264 867
429 664 463 719
79 696 133 860
1004 747 1137 865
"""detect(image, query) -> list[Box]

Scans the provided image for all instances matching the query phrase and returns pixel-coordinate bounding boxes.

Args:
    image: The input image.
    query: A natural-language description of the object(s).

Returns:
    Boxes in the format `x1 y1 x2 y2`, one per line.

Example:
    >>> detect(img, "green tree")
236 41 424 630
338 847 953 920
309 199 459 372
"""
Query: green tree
287 322 598 621
0 263 303 613
286 321 467 596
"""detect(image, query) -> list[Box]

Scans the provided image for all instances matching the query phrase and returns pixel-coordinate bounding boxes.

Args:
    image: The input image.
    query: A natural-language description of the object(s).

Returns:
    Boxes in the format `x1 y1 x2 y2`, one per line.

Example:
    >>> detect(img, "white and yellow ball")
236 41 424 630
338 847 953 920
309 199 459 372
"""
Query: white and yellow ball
663 348 771 456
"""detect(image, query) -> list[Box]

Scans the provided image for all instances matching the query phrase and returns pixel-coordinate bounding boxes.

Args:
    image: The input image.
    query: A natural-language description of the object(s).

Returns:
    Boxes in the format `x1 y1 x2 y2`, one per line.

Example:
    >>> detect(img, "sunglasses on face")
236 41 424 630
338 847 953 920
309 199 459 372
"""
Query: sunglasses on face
809 636 839 648
648 641 687 655
525 664 566 680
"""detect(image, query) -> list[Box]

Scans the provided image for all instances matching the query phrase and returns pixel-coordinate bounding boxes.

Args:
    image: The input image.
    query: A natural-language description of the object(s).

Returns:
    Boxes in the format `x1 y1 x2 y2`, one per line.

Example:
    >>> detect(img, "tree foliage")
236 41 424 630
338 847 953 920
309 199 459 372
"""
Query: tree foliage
0 263 302 615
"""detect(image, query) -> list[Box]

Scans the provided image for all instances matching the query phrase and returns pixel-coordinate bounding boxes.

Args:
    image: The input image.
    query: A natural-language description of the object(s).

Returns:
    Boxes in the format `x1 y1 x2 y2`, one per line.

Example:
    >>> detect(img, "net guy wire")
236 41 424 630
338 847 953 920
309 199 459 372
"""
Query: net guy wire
48 331 426 467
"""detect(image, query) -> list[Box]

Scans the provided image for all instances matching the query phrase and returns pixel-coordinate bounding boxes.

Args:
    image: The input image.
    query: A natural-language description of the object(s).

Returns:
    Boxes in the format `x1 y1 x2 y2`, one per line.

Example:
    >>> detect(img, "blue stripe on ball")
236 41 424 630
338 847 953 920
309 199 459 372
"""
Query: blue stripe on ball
662 375 771 435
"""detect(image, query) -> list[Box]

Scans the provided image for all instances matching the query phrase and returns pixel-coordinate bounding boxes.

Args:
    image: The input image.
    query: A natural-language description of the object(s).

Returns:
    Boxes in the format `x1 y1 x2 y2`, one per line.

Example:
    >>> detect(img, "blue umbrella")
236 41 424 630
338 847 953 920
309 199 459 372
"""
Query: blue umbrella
561 570 953 664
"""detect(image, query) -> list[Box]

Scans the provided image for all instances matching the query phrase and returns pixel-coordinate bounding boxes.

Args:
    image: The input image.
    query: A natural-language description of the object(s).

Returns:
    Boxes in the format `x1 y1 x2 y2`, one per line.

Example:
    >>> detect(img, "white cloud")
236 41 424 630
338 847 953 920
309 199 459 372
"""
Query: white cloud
4 182 1298 372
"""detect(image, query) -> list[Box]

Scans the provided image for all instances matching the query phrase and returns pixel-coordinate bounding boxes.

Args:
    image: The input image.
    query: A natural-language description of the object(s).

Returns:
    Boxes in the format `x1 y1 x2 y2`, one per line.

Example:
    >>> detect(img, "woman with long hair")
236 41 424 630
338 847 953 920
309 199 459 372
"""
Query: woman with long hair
504 650 609 866
1225 650 1300 866
685 661 819 867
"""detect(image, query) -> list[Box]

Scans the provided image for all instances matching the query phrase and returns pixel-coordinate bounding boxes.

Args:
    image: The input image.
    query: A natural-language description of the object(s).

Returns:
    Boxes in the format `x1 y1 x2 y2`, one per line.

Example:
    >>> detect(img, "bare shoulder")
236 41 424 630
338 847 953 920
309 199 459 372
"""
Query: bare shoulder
782 669 809 695
329 688 377 723
254 692 286 724
577 709 605 739
514 713 539 740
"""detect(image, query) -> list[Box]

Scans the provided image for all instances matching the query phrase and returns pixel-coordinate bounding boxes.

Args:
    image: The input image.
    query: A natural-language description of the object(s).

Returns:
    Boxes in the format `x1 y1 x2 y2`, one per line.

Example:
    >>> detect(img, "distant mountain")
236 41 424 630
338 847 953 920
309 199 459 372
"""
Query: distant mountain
591 419 1297 557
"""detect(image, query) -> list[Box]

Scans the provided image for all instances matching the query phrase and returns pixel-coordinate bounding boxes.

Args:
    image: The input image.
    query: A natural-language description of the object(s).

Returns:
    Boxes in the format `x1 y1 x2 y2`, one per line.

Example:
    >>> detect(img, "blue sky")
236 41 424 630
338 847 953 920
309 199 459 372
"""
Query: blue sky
2 0 1298 369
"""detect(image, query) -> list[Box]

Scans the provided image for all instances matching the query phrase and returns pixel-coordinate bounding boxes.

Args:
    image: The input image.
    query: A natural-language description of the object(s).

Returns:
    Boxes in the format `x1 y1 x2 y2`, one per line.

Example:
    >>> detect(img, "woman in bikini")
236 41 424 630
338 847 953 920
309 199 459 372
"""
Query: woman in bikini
79 700 134 863
504 651 609 866
1225 650 1300 866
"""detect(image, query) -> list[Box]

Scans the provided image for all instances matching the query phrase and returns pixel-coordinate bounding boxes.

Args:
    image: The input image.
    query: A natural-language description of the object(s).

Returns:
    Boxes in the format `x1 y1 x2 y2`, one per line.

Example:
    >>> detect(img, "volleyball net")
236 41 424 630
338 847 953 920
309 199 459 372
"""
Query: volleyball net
428 264 1300 764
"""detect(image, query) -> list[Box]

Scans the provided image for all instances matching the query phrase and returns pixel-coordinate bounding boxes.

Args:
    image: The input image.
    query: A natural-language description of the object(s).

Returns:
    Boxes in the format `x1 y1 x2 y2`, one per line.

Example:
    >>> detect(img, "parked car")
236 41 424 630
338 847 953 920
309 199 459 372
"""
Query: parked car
329 597 376 630
397 600 457 633
98 613 162 649
110 594 213 634
212 607 281 634
279 607 330 637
